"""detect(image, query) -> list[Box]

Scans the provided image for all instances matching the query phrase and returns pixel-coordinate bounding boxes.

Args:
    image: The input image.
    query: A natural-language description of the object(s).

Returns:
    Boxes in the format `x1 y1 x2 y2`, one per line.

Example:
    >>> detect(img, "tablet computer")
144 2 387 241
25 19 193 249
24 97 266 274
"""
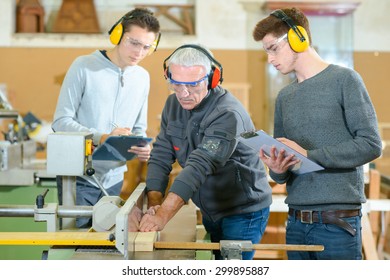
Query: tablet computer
92 135 153 161
239 130 324 175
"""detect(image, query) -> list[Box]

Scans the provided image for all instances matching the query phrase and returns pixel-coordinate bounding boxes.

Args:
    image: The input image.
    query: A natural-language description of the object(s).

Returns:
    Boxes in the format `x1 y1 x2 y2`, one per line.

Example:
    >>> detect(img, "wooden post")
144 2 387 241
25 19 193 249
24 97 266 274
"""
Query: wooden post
16 0 45 33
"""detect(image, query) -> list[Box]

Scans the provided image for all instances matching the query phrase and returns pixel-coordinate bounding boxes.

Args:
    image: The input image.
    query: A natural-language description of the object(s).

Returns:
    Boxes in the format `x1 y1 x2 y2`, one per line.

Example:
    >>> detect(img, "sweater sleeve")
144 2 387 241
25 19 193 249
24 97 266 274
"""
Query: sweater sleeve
308 70 382 168
145 101 177 196
269 93 292 184
51 57 98 140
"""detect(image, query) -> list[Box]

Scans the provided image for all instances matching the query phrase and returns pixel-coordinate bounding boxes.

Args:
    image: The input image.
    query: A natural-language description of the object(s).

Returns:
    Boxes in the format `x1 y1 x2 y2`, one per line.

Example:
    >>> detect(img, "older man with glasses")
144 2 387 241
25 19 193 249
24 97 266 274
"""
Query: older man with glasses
52 8 160 229
139 44 272 260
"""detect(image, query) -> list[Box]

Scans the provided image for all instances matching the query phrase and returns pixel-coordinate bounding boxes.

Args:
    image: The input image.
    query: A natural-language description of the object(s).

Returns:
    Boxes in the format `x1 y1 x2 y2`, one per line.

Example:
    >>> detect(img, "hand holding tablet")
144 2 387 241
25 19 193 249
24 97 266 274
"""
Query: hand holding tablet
239 130 324 174
92 135 153 161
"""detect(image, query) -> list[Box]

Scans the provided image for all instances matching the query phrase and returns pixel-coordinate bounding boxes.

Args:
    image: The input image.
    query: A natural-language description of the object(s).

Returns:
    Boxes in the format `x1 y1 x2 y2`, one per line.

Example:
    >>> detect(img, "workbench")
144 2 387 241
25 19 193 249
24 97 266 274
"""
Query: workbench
0 183 201 260
0 183 325 260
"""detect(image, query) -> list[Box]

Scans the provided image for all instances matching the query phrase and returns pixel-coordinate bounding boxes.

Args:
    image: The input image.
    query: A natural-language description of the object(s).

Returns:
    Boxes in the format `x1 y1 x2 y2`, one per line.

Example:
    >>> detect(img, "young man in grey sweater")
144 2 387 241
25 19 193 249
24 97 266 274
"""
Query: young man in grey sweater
52 8 160 228
253 7 382 259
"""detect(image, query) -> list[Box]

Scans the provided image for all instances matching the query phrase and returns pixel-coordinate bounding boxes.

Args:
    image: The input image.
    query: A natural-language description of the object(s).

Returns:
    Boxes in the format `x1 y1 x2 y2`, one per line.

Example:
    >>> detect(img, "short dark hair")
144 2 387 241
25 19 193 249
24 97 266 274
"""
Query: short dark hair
122 8 160 34
253 7 311 44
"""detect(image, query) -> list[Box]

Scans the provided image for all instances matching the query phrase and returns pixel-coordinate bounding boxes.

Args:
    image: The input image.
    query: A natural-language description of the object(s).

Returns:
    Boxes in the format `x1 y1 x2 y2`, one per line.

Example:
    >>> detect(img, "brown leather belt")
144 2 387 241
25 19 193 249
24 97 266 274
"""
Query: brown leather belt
288 208 360 236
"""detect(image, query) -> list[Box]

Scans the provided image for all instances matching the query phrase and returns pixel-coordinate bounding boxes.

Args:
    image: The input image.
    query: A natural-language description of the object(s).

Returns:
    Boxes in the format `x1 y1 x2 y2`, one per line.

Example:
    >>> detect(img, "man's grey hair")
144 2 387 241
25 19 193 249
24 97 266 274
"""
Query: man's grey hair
167 44 212 75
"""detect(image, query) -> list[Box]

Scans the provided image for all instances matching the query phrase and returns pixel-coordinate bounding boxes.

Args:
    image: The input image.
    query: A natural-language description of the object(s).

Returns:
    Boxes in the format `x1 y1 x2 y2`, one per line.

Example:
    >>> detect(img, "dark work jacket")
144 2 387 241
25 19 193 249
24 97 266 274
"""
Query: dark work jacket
146 86 272 222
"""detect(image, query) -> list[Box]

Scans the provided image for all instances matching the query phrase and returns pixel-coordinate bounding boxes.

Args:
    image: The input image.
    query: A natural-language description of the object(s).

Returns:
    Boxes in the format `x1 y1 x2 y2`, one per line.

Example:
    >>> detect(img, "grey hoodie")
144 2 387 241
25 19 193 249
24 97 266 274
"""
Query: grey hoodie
52 50 149 189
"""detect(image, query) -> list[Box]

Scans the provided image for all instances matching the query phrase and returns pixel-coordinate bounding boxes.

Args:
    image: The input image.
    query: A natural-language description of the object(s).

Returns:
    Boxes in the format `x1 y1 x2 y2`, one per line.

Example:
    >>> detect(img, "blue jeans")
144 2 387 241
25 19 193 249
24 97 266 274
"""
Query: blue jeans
202 207 270 260
286 211 362 260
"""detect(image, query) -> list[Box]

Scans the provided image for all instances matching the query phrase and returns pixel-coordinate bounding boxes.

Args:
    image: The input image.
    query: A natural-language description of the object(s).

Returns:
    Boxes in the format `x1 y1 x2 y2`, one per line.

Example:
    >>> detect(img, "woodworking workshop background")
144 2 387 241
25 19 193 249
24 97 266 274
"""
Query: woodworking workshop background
0 0 389 175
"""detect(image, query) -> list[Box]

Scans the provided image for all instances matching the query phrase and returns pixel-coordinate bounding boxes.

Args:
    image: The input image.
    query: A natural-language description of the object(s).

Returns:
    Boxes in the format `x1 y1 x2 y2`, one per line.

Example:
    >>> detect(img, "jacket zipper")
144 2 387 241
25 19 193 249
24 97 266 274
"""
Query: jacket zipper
236 168 242 182
113 68 123 122
120 69 124 87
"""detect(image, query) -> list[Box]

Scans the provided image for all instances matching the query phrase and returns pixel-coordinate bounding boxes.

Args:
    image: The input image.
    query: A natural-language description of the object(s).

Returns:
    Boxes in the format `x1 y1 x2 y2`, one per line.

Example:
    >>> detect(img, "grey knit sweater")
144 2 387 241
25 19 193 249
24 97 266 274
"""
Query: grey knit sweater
270 64 382 210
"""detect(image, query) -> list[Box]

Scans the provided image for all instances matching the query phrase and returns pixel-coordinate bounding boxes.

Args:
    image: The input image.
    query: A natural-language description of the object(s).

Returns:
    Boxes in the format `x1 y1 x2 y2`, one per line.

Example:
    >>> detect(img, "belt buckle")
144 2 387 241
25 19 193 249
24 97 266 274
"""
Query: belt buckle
300 210 313 224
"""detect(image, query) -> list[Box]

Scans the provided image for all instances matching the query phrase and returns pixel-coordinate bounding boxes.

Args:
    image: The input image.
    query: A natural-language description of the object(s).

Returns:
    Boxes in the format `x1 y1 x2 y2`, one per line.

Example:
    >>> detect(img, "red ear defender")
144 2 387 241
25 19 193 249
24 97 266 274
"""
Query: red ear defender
210 66 222 89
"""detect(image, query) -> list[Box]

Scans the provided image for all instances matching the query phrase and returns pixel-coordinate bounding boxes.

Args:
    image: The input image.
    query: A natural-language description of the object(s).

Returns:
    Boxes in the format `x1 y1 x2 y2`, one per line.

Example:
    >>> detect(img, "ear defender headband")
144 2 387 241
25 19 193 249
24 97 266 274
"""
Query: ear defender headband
271 9 309 53
163 44 224 90
108 12 161 54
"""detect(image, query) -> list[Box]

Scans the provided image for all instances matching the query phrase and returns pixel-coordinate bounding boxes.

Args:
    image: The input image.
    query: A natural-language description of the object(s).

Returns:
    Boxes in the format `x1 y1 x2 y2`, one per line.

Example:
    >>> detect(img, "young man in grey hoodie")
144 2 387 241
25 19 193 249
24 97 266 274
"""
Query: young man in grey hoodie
52 8 160 228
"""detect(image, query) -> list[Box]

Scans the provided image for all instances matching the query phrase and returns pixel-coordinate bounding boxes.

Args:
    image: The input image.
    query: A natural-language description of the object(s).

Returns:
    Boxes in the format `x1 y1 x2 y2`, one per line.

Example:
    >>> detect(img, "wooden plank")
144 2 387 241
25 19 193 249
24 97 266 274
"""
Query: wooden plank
377 211 390 259
154 241 323 252
253 243 323 251
135 231 158 252
361 213 379 259
368 169 381 241
155 241 219 250
159 201 197 243
0 232 114 246
254 250 285 260
135 4 195 34
127 232 139 253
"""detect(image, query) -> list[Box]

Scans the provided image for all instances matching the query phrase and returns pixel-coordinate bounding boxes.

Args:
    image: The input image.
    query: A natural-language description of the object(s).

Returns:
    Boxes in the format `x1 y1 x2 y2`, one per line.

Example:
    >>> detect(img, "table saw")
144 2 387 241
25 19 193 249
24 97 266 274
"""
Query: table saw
0 132 324 260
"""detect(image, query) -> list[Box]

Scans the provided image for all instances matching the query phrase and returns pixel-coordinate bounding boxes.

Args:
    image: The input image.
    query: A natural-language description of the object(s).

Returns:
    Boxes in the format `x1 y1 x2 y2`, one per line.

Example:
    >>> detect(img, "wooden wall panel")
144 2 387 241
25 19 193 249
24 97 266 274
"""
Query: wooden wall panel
354 52 390 124
0 48 267 138
0 48 388 142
